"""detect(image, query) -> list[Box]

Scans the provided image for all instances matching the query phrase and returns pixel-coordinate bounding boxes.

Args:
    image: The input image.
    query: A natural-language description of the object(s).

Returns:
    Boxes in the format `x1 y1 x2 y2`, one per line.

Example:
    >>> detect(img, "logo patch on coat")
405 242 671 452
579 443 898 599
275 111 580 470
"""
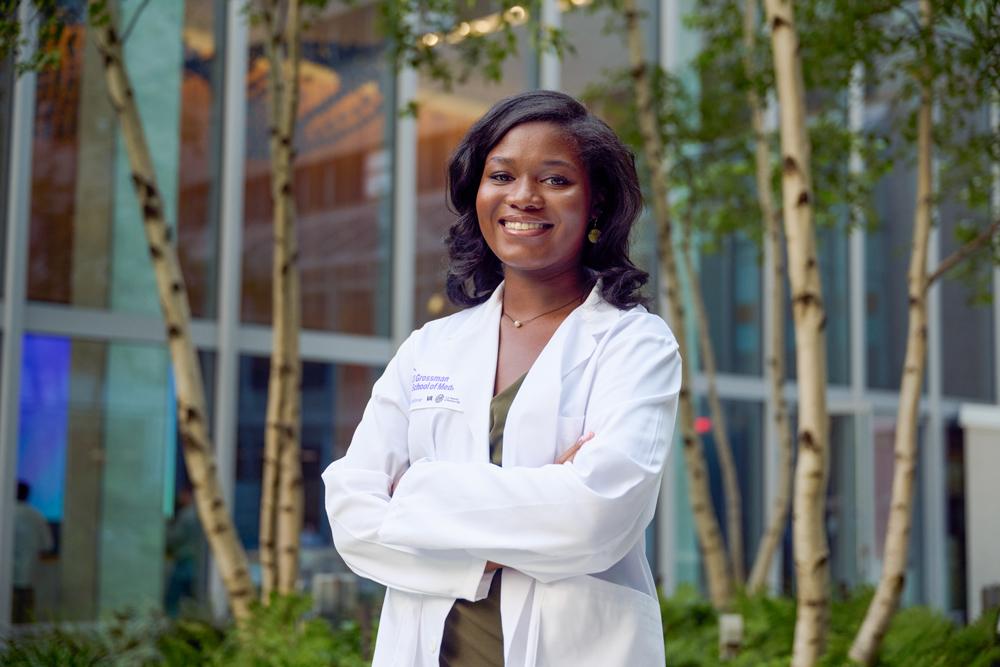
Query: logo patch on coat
410 371 462 411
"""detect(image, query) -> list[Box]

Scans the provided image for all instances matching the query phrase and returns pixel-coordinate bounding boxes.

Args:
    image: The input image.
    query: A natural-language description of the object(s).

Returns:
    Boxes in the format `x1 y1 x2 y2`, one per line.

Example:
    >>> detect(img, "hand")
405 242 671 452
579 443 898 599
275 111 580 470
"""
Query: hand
556 431 595 465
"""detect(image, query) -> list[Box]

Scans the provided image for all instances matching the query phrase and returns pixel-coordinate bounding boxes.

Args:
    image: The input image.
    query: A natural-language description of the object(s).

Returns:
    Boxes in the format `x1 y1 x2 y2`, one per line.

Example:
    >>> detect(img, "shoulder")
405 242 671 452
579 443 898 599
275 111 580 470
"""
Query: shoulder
598 302 678 349
407 302 486 348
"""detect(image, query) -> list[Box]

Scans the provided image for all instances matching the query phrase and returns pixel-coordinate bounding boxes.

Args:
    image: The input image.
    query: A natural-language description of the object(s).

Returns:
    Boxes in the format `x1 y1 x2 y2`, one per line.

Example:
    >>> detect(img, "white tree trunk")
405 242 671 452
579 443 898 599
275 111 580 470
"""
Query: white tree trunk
273 0 304 596
848 2 932 662
624 0 733 610
89 2 254 621
682 221 745 585
258 0 305 601
744 0 794 595
763 0 831 663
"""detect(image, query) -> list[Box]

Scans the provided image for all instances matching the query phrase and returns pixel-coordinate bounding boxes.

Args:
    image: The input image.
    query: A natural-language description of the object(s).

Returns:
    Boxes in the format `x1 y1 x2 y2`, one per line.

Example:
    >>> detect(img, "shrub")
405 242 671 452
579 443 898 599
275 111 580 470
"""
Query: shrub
0 596 370 667
661 586 1000 667
1 589 996 665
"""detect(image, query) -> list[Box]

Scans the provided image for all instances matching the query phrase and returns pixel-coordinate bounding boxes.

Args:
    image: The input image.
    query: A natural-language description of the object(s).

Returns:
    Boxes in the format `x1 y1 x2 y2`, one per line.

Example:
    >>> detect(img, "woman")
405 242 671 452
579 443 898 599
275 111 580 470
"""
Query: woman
323 90 681 666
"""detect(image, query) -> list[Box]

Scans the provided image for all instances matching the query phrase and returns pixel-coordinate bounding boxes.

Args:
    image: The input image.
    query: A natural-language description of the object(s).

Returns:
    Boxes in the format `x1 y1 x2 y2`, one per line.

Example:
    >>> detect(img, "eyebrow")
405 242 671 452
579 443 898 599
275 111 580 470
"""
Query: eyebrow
486 156 579 170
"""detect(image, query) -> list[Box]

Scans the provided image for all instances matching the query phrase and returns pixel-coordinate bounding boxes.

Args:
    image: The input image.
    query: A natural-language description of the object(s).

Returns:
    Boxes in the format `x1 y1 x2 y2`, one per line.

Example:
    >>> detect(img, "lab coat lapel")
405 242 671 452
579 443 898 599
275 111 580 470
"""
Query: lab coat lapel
559 284 620 383
504 282 617 468
447 284 503 461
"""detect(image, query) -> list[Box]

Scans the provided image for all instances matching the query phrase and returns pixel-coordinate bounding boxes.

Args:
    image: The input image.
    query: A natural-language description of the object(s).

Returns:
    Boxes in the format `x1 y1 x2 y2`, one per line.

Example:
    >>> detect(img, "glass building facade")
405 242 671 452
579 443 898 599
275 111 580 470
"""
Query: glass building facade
1 0 996 627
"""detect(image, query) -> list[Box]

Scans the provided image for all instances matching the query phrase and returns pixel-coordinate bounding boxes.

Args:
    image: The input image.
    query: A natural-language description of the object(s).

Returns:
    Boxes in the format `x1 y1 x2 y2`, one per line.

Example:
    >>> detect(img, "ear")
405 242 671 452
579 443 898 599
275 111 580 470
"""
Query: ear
590 191 606 221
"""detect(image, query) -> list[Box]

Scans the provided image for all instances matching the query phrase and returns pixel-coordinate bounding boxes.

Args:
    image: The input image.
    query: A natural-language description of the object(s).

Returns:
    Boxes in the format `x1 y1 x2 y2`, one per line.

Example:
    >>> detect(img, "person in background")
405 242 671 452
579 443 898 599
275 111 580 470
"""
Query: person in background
13 480 53 624
165 485 202 616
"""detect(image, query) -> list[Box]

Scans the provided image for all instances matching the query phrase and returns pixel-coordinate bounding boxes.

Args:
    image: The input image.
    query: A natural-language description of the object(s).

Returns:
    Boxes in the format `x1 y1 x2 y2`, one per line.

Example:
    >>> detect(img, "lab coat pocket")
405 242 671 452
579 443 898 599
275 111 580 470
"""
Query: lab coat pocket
555 415 585 461
534 575 664 666
407 406 469 462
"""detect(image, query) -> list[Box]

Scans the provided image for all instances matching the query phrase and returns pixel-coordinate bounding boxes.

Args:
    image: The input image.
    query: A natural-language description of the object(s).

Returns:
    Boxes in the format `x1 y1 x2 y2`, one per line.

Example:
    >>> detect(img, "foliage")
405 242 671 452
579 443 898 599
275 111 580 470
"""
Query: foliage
659 585 1000 667
203 594 369 667
0 595 371 667
0 0 72 72
2 589 996 665
0 610 175 667
583 0 894 260
377 0 566 90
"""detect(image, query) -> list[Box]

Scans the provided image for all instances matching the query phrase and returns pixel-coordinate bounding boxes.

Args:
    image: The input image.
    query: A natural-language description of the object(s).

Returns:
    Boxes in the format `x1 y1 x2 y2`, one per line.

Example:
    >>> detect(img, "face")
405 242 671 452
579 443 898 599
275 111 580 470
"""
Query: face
476 121 592 280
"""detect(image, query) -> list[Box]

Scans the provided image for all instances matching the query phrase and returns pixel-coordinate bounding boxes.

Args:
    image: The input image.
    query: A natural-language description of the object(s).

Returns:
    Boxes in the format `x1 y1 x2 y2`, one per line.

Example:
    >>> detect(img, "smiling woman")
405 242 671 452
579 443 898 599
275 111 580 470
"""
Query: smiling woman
475 122 591 282
445 91 646 311
323 91 681 667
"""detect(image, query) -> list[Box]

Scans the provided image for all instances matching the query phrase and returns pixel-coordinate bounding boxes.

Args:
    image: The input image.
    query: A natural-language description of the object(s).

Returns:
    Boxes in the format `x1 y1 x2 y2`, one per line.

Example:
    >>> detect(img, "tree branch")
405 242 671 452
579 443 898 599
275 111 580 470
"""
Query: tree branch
120 0 152 45
925 217 1000 288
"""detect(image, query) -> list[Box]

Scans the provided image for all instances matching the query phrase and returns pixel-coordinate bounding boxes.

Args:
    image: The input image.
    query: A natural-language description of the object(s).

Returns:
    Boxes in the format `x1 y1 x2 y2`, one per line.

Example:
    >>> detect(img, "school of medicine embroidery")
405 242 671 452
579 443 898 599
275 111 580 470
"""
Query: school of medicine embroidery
409 371 462 408
411 373 455 392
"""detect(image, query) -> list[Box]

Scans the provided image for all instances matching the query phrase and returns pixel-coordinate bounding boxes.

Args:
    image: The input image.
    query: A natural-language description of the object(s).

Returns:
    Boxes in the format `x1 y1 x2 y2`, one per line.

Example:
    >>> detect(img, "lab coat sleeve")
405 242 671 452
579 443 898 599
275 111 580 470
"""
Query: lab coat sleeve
322 333 489 600
378 321 681 583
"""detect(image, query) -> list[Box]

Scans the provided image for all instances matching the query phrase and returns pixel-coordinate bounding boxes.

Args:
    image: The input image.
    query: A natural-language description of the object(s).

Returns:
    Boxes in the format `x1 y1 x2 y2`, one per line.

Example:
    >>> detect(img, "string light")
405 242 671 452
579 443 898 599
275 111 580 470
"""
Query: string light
419 6 529 48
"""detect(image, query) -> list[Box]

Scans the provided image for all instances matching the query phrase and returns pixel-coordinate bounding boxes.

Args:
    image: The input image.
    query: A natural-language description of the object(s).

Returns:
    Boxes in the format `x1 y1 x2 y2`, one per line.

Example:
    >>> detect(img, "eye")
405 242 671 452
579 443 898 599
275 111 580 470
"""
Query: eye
489 172 513 182
544 175 571 186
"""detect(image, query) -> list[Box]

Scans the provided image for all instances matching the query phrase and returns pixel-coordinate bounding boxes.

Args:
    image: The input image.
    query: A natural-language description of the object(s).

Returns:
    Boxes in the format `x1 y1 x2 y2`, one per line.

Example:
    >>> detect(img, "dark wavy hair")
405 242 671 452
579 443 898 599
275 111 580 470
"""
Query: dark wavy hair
444 90 649 309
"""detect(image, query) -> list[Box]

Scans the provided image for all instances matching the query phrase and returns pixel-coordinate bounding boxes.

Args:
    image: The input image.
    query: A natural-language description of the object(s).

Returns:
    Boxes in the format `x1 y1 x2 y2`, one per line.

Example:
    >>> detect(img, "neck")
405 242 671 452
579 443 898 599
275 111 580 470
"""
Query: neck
501 265 589 316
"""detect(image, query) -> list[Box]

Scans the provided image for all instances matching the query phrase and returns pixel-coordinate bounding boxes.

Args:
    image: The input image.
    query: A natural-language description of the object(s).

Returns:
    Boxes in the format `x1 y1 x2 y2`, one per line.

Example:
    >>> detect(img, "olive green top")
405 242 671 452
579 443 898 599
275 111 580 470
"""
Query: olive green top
439 373 527 667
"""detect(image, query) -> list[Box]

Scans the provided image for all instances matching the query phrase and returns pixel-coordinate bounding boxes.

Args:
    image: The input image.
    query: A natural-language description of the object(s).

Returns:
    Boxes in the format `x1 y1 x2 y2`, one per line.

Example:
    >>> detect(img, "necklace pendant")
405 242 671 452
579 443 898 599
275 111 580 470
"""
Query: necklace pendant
513 320 523 328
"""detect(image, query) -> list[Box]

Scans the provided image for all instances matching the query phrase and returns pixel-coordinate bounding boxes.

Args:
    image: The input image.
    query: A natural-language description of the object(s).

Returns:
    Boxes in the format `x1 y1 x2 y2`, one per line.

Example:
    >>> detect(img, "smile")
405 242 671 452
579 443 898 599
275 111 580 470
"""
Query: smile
500 218 554 235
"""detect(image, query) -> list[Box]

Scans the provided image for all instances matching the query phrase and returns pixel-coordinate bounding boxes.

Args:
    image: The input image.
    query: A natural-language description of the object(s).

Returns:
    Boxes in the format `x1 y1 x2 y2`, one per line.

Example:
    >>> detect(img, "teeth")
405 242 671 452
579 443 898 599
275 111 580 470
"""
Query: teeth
504 221 548 231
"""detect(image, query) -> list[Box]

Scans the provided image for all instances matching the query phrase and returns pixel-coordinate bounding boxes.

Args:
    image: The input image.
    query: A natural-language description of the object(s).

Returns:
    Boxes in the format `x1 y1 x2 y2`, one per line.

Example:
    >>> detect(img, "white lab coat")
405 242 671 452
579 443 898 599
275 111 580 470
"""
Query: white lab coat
323 281 681 666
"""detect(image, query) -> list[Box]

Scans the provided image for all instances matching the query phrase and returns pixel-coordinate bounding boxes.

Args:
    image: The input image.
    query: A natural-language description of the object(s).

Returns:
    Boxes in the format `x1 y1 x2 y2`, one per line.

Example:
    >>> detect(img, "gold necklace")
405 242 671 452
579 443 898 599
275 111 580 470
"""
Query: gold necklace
502 293 584 328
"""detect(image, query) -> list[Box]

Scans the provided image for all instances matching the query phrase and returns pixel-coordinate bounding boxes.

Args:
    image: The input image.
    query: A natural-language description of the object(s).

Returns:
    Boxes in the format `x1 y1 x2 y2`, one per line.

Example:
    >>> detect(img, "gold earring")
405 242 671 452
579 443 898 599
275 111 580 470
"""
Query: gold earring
587 218 601 244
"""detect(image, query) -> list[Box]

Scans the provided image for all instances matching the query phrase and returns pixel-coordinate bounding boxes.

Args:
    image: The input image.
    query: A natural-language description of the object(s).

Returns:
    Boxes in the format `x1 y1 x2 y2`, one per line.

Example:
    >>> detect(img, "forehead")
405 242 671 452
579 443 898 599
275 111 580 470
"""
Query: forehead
486 121 582 164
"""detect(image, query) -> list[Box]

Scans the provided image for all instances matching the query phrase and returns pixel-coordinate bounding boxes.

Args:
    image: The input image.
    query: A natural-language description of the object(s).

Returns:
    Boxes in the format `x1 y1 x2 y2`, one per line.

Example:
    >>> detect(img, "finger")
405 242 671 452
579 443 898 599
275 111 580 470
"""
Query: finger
555 443 580 465
556 432 595 464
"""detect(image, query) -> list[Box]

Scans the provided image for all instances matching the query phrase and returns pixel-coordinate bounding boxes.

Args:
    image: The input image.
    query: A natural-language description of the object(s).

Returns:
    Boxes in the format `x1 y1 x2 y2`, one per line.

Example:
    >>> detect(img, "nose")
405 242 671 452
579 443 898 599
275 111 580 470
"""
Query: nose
505 178 543 210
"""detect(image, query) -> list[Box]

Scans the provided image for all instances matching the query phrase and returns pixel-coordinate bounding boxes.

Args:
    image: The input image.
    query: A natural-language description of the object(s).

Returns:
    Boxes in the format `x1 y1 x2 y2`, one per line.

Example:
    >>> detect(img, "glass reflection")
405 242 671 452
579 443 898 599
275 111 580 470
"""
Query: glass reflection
26 1 222 317
12 334 212 622
864 77 916 390
701 235 763 376
700 399 764 577
938 106 995 402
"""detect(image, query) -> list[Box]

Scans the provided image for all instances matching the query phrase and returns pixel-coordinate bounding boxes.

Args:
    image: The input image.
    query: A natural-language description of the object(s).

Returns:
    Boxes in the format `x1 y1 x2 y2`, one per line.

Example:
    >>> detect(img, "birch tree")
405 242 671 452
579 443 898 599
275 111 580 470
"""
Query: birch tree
847 6 935 660
743 0 793 596
679 0 894 600
251 0 305 603
681 220 746 585
849 1 1000 661
763 0 831 662
622 0 734 610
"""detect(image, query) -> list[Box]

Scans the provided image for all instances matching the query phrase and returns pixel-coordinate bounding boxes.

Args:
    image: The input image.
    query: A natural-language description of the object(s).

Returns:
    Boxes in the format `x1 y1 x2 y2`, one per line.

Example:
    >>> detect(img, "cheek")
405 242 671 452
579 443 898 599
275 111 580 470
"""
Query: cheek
475 200 490 239
475 186 495 225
